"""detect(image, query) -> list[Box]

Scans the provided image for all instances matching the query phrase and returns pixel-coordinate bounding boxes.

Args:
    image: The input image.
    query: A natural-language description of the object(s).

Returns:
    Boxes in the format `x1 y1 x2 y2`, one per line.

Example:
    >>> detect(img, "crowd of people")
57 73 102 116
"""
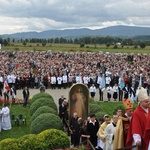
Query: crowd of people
59 87 150 150
0 50 150 102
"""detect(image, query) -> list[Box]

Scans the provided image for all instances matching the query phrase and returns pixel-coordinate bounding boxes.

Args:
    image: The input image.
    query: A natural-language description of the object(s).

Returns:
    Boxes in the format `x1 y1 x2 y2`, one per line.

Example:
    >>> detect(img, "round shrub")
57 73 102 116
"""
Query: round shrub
30 97 54 107
0 138 18 150
31 106 57 121
31 92 54 104
17 134 42 150
89 103 103 115
30 113 63 134
30 98 57 116
38 129 70 150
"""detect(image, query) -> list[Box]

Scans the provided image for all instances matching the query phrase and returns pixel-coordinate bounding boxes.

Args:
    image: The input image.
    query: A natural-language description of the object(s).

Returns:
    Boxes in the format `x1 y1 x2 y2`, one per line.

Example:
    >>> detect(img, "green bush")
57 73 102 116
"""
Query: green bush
0 138 18 150
89 103 103 115
0 131 69 150
30 98 57 116
31 92 54 104
31 106 57 121
17 134 42 150
38 129 70 150
30 113 63 134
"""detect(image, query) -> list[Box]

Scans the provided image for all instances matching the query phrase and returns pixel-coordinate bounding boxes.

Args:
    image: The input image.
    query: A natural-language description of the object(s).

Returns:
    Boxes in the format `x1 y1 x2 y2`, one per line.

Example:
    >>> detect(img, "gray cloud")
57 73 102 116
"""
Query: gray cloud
0 0 150 34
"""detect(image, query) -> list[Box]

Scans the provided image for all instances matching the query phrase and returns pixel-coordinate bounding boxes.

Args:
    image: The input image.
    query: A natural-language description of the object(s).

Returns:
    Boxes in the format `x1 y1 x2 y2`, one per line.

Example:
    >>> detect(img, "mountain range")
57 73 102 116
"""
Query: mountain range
1 25 150 40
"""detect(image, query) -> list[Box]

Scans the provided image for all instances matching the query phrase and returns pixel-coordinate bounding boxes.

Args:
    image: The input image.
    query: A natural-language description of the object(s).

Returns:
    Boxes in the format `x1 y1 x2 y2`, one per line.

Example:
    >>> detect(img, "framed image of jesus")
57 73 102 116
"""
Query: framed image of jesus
68 83 89 120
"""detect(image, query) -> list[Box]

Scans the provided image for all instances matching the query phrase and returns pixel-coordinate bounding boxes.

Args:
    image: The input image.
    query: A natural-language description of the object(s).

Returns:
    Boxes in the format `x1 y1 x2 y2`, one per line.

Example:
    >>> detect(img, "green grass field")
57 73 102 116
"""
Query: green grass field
2 43 150 53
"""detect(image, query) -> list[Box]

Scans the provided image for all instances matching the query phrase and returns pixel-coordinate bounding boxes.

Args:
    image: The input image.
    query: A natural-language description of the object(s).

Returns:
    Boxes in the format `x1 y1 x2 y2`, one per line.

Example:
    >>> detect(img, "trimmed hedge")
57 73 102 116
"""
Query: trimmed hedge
31 106 57 121
0 138 18 150
30 113 63 134
89 103 103 115
0 129 70 150
30 98 57 116
31 92 54 104
17 134 42 150
38 129 70 150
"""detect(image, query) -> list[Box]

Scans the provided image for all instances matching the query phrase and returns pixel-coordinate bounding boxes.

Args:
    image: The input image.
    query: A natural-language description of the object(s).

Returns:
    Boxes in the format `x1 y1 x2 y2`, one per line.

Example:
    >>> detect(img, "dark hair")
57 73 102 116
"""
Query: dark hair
90 114 96 118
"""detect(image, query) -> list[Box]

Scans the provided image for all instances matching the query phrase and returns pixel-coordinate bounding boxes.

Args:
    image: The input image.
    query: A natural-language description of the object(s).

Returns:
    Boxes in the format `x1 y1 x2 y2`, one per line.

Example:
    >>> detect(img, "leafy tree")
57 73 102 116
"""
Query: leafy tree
42 42 46 47
139 42 146 49
122 38 133 46
3 39 9 46
80 43 85 48
25 38 29 42
0 37 3 44
74 38 79 44
23 41 27 46
54 38 59 43
113 44 118 49
134 45 138 49
106 43 110 48
7 37 10 43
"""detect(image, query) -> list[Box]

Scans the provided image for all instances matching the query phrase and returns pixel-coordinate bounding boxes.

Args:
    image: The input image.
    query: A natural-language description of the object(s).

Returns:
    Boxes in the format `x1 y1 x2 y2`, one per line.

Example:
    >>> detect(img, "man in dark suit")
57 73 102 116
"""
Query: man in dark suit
69 112 79 145
59 100 68 127
22 86 30 107
86 114 99 148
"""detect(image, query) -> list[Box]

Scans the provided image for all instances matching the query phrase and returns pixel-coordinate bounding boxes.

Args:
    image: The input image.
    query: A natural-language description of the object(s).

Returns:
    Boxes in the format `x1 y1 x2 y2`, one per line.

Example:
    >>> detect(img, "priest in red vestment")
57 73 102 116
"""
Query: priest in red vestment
126 87 150 150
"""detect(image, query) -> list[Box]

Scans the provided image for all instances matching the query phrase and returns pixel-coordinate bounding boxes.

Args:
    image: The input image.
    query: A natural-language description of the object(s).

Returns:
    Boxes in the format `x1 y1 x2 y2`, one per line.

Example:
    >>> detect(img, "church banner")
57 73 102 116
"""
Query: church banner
68 83 89 120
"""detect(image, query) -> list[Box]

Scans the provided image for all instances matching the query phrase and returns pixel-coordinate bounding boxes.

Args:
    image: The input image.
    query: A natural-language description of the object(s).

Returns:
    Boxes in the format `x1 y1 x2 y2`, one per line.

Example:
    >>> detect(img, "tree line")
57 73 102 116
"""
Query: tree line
0 36 149 49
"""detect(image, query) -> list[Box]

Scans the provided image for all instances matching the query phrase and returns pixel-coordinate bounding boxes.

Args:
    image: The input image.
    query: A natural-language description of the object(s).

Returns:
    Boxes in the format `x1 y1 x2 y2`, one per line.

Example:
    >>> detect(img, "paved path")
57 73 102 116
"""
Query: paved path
16 88 109 108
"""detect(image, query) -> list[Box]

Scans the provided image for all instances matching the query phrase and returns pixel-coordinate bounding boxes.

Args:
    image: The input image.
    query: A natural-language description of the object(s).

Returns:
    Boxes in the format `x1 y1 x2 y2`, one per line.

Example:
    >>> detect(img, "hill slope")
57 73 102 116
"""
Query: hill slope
1 25 150 39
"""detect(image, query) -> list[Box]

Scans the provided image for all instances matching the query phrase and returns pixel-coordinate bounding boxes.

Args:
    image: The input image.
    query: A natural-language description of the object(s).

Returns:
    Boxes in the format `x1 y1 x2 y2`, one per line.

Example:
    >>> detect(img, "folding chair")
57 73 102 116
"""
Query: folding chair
11 114 18 126
18 114 26 126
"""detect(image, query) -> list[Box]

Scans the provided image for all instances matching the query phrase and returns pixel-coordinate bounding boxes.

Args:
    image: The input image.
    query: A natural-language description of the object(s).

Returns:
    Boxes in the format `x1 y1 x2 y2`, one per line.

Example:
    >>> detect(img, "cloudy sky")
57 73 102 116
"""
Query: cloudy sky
0 0 150 34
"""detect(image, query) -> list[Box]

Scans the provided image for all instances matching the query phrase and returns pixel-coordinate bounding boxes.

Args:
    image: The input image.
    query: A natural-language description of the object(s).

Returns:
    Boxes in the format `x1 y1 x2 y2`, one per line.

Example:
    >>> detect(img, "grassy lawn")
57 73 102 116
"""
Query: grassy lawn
0 104 31 141
2 43 150 53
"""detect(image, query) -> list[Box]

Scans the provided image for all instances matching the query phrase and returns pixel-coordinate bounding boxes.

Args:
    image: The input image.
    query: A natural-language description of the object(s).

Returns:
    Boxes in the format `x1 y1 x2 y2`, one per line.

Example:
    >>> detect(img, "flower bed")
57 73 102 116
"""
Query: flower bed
0 99 16 105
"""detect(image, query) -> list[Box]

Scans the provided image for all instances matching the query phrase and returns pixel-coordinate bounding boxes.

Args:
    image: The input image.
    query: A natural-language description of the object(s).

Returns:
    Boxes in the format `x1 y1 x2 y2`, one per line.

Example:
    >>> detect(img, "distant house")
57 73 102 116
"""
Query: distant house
116 42 121 46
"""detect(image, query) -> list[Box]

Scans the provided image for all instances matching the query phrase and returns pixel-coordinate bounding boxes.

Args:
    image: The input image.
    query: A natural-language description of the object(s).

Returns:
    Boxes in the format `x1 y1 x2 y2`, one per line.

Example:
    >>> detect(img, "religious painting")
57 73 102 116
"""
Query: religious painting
68 83 89 120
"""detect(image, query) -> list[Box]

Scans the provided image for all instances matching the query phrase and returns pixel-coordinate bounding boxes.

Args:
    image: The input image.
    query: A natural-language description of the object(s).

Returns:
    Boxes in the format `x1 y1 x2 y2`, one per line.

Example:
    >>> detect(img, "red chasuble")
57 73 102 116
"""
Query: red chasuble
122 114 130 146
126 106 150 149
144 112 150 150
